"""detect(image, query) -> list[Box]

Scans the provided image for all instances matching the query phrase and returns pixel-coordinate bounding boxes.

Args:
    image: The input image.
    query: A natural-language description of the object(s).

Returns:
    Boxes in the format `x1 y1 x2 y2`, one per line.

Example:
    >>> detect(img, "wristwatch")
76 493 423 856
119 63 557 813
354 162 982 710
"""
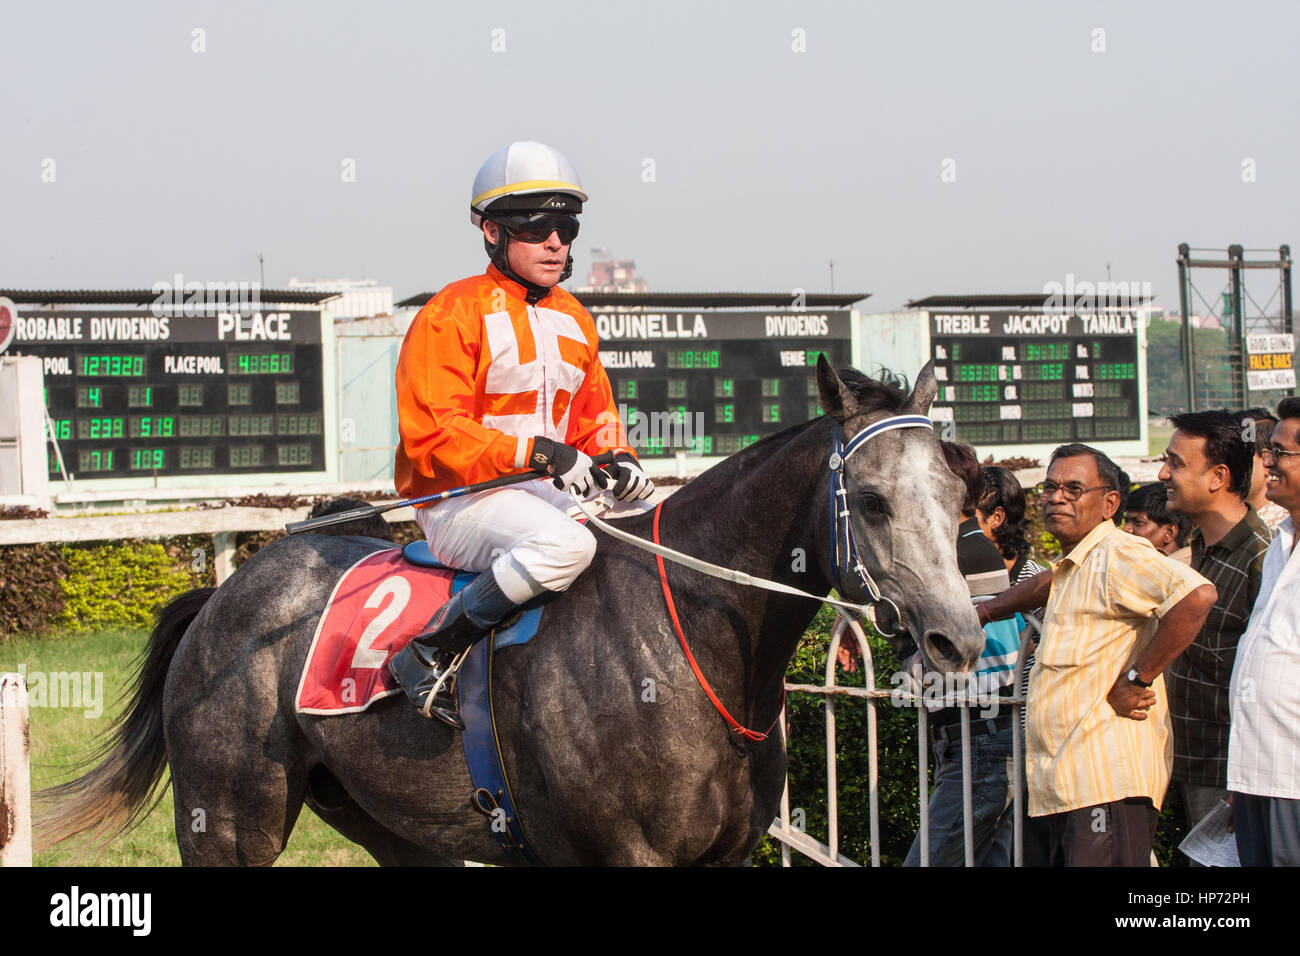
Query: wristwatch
1127 667 1153 688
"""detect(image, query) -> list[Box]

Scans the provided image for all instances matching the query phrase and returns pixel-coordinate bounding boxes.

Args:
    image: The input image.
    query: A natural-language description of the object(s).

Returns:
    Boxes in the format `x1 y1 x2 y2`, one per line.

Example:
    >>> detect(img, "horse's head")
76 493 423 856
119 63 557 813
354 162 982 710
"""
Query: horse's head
816 357 985 675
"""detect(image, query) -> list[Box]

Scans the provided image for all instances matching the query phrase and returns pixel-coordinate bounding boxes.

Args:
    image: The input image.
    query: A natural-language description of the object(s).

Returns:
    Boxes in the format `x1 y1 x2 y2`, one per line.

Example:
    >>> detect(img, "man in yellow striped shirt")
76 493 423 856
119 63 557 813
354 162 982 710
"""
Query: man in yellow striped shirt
979 444 1216 865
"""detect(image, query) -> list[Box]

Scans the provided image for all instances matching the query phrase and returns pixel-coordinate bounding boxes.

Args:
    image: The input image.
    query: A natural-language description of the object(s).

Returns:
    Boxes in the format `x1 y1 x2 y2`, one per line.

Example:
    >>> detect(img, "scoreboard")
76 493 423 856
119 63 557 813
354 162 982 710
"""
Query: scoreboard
5 308 329 481
927 310 1143 448
592 310 852 458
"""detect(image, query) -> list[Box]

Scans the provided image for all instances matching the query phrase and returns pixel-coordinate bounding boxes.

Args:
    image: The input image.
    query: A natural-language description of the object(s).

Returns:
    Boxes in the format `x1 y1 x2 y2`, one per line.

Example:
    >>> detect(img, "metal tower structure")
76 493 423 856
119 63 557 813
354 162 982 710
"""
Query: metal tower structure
1176 244 1293 412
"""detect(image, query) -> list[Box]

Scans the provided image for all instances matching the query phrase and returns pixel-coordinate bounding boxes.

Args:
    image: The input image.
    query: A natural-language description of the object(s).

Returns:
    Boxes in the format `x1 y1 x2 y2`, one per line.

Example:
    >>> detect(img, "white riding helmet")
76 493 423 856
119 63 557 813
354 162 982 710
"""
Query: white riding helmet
469 141 587 227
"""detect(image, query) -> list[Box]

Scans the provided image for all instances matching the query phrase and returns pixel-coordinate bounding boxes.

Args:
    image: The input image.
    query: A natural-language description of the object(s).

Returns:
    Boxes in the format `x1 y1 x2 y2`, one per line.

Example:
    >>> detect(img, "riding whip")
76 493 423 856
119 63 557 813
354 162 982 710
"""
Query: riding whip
285 451 616 534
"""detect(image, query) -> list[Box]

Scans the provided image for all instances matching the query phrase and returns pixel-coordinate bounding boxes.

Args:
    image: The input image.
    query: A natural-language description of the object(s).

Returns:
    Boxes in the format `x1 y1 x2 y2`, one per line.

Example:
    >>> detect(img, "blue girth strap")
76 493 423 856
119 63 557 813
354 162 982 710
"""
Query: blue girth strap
452 578 544 866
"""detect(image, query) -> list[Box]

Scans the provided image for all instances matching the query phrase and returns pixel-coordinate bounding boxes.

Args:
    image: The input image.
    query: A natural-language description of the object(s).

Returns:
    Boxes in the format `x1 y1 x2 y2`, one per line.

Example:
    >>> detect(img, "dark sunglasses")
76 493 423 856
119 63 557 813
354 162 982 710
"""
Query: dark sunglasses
494 213 580 245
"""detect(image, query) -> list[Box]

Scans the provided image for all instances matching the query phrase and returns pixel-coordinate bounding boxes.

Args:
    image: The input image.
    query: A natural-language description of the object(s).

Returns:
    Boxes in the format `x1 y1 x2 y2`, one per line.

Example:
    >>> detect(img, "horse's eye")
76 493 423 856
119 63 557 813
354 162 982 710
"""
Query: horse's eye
860 492 886 516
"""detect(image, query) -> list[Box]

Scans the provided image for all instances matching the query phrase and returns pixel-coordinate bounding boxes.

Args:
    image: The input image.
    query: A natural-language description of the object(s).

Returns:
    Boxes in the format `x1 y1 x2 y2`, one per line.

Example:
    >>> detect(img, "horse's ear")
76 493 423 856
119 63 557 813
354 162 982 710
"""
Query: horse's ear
816 355 860 424
908 360 938 414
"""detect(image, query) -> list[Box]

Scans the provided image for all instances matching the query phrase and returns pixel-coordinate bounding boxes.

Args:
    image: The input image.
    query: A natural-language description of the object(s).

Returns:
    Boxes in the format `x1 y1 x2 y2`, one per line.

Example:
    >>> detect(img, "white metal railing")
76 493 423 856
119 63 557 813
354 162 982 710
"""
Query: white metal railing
769 611 1038 867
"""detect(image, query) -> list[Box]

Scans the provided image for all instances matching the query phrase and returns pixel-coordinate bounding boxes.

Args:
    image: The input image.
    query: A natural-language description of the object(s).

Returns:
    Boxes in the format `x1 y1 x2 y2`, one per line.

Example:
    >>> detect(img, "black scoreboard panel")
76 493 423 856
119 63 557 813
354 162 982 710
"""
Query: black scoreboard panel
8 310 326 477
593 310 852 457
929 311 1141 445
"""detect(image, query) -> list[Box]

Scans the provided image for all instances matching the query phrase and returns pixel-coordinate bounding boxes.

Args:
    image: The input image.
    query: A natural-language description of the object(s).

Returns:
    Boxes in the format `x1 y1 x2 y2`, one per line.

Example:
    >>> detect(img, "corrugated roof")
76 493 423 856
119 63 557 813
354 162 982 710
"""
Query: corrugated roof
905 292 1153 309
0 289 340 306
396 290 870 309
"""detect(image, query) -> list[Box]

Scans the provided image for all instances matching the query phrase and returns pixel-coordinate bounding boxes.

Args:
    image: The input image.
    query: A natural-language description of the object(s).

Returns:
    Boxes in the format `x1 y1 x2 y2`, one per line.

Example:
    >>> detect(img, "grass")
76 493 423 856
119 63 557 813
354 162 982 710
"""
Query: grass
1 626 375 867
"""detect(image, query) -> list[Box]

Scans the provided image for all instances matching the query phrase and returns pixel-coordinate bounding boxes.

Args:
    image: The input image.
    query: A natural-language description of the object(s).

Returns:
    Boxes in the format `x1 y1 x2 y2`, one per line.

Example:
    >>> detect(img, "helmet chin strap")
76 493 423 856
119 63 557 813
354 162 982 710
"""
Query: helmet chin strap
484 230 572 304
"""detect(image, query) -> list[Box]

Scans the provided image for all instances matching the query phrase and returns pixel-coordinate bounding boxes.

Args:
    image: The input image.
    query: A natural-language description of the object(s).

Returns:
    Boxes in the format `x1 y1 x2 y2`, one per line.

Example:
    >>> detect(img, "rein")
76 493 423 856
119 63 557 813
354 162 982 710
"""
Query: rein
652 504 783 741
571 413 935 741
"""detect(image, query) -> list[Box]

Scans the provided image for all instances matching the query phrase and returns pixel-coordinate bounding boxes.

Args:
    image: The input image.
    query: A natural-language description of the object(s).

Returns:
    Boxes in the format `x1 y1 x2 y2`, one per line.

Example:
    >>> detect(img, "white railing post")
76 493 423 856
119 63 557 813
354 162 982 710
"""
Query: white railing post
825 629 841 861
0 673 33 867
213 531 237 584
777 711 792 868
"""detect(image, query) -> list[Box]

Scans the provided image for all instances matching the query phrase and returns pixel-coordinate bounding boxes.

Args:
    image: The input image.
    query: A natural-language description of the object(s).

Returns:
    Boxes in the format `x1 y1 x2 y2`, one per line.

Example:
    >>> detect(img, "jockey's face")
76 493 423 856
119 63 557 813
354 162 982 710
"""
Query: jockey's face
483 221 569 288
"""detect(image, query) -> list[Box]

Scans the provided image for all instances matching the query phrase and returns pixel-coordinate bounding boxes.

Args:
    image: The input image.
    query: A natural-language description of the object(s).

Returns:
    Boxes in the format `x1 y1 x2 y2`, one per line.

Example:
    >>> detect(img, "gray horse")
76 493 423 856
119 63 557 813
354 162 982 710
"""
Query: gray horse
35 359 982 866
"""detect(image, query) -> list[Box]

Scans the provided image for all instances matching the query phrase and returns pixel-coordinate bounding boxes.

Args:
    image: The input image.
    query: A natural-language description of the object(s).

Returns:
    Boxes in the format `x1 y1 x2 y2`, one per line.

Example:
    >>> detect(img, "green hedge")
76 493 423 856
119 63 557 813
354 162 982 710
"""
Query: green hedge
0 543 70 634
0 534 218 638
57 540 197 631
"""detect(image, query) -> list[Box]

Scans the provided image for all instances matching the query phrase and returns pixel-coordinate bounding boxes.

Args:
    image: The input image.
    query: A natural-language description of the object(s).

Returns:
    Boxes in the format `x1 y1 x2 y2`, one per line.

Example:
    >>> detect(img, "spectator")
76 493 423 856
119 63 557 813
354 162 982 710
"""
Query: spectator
977 465 1049 586
978 443 1216 866
976 465 1049 865
1228 396 1300 866
902 443 1019 867
1240 407 1289 532
1157 410 1271 843
1123 482 1194 564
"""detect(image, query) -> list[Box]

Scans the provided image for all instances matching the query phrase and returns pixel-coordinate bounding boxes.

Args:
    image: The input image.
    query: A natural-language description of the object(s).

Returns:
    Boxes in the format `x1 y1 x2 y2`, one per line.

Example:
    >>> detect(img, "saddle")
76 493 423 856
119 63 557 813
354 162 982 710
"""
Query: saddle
294 542 545 864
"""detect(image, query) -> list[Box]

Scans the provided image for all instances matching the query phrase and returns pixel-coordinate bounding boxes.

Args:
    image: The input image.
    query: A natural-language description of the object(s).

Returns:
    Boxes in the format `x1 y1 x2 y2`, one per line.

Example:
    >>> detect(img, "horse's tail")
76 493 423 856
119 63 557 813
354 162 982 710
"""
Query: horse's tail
32 587 215 852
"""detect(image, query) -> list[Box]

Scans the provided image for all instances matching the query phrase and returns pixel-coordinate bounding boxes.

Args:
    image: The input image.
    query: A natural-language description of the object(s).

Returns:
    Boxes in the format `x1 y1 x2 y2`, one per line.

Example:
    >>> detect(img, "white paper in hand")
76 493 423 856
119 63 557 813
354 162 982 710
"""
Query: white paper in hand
1178 800 1240 867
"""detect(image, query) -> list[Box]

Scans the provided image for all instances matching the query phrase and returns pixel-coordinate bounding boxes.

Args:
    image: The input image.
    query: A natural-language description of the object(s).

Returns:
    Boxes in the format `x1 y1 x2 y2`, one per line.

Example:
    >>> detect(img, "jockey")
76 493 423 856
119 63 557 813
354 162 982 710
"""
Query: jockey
388 141 654 727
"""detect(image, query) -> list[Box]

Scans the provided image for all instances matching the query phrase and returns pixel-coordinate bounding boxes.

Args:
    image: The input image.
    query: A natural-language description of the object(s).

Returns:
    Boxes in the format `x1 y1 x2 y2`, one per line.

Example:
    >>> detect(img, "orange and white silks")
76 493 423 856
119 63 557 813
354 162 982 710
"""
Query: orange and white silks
394 264 634 503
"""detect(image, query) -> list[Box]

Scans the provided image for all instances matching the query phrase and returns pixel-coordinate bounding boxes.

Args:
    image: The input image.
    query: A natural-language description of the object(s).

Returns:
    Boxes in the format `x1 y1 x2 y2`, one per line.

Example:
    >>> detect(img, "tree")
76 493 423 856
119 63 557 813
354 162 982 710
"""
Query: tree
1145 319 1187 415
1145 319 1235 414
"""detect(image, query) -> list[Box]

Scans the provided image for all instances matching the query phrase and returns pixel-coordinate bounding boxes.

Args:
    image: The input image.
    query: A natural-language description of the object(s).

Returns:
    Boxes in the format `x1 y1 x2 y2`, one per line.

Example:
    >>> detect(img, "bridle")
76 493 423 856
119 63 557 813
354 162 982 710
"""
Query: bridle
570 412 935 740
827 414 935 638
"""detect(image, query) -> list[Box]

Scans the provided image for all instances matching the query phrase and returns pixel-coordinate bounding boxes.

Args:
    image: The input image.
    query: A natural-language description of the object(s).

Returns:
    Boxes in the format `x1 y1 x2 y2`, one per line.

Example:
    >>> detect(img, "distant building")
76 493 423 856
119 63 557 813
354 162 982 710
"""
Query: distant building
286 277 393 321
577 248 649 294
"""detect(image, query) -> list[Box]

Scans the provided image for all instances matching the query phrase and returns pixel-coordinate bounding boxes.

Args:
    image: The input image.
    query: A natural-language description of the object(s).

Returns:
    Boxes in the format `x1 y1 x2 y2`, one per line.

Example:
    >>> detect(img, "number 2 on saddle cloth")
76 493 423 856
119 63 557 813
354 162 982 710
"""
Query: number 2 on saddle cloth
294 545 544 716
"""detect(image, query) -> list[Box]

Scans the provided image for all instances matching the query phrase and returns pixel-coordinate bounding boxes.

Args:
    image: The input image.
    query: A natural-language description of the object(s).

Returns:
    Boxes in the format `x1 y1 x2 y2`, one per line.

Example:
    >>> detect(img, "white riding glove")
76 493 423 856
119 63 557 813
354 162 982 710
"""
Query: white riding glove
529 437 607 497
603 453 655 501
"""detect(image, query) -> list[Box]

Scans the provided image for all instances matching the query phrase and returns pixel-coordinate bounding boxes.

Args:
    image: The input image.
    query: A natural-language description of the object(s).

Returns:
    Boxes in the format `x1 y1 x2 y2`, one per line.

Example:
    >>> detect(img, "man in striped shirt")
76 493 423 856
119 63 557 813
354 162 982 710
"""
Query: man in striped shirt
979 444 1216 866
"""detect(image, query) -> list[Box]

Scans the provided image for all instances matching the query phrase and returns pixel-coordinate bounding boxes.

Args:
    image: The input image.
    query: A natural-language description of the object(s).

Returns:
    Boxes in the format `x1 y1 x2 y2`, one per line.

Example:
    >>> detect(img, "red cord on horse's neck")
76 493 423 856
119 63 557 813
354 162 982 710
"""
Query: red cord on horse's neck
652 501 783 742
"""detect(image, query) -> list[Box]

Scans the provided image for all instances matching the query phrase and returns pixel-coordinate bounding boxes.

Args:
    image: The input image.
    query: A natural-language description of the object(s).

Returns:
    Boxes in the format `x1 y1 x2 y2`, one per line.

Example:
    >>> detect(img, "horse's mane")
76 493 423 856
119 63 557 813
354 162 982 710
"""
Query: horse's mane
836 366 911 416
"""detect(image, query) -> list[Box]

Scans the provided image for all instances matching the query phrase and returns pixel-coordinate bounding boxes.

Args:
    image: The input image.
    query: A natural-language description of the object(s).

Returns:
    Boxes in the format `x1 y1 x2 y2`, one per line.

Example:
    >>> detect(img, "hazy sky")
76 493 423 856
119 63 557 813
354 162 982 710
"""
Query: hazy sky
4 0 1297 312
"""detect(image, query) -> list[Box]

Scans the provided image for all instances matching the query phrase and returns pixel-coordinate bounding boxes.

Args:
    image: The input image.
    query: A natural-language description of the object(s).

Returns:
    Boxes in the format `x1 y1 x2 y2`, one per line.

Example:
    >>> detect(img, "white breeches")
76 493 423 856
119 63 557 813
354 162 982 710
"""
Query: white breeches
415 480 600 604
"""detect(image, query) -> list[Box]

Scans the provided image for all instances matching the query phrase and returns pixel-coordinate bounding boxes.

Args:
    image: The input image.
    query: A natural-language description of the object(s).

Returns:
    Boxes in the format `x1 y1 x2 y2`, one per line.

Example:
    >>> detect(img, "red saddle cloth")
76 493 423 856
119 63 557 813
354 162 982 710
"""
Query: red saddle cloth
295 549 454 715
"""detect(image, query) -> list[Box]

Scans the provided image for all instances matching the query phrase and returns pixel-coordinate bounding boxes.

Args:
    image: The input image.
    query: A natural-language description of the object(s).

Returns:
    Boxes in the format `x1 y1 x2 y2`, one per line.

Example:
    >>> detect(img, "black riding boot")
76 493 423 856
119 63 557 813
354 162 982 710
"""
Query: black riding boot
389 572 519 728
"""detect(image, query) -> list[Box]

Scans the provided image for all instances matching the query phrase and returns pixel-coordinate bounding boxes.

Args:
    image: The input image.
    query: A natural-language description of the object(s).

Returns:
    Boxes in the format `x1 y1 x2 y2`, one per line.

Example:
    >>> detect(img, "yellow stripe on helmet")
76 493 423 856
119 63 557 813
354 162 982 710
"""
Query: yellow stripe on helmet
472 179 586 208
